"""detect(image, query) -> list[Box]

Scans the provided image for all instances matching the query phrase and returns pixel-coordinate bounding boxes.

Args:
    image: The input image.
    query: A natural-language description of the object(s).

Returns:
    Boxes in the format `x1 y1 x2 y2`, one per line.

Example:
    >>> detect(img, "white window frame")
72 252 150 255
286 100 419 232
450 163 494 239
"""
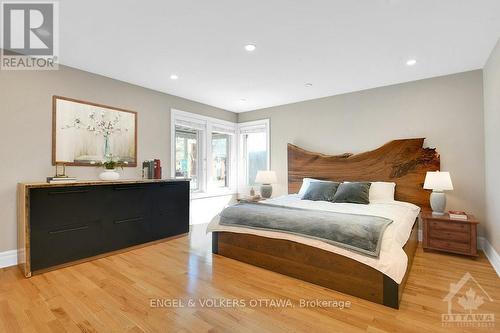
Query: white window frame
171 109 237 198
237 119 270 194
173 123 205 192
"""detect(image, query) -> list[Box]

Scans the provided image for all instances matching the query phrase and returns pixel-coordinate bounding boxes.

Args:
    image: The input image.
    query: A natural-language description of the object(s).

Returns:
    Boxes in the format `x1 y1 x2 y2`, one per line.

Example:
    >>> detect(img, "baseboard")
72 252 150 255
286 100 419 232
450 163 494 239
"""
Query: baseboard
478 237 500 277
0 249 18 269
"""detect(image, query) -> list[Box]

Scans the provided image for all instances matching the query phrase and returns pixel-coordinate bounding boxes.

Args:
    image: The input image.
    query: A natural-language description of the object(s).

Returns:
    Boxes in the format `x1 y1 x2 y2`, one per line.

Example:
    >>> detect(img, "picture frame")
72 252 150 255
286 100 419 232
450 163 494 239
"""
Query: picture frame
52 95 137 167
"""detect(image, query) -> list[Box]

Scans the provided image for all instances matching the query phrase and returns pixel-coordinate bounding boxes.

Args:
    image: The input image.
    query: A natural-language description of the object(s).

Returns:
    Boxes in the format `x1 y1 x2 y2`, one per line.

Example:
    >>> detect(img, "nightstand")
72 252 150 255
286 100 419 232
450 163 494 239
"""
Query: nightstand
421 211 479 257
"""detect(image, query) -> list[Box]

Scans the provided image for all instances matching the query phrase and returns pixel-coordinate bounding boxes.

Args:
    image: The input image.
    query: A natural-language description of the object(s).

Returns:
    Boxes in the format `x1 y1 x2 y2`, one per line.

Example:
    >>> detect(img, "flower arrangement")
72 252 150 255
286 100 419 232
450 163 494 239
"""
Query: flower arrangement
64 111 127 136
91 156 128 170
63 111 129 157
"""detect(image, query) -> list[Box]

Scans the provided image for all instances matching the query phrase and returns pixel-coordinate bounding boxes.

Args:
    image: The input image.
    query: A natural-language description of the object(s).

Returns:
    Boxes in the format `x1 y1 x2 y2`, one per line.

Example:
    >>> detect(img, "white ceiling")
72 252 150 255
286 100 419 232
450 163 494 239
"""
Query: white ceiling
59 0 500 112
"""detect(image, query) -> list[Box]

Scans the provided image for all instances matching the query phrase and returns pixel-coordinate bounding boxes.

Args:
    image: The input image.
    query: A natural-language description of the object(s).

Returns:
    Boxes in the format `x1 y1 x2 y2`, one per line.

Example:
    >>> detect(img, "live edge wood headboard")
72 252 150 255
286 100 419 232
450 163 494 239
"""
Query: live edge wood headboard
287 138 440 208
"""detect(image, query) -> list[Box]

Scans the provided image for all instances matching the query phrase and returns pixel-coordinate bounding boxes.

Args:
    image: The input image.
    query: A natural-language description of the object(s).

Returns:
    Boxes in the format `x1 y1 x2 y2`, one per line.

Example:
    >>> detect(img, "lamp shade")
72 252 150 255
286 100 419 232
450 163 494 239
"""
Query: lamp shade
255 170 277 184
423 171 453 191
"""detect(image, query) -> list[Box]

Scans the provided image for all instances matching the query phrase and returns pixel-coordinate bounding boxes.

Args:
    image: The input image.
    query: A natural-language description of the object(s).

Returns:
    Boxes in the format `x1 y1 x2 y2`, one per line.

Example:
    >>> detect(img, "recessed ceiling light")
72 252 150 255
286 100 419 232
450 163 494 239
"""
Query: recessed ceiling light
170 74 178 80
240 99 247 102
305 83 313 87
406 59 417 66
244 44 256 52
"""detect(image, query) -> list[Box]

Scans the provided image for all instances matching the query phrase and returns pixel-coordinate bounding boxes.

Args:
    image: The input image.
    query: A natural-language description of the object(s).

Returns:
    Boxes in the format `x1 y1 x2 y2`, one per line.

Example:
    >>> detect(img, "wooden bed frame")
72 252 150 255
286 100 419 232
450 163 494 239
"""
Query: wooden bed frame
212 138 440 309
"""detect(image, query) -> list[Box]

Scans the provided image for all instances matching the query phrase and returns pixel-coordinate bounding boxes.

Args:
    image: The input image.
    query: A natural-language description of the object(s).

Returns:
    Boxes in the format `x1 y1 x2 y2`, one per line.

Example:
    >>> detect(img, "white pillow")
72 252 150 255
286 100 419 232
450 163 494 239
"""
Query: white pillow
369 182 396 203
298 178 326 196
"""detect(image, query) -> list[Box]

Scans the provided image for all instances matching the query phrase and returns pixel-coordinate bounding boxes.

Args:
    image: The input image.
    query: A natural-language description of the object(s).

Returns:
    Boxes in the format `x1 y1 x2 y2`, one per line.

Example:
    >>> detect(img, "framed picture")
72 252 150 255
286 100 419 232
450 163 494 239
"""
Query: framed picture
52 95 137 166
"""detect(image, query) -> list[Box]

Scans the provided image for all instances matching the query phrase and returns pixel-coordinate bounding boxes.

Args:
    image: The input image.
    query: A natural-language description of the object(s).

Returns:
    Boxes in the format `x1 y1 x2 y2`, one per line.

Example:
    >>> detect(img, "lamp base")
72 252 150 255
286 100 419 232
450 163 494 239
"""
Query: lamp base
430 191 446 215
260 184 273 199
432 211 446 216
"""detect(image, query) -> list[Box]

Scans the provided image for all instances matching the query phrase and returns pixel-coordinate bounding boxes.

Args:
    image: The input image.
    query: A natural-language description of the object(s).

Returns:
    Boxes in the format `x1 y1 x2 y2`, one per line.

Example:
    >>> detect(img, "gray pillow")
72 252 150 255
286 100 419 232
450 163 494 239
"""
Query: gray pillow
301 181 340 201
332 182 371 204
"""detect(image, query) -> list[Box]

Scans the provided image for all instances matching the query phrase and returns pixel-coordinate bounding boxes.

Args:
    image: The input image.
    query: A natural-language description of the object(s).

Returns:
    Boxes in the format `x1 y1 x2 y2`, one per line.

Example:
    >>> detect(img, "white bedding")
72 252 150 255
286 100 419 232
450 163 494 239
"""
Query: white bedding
207 194 420 283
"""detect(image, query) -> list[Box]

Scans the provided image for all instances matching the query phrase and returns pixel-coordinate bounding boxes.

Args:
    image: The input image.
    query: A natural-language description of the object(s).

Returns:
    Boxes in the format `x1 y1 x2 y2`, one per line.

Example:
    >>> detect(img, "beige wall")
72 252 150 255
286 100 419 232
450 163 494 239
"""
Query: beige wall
239 70 486 233
483 39 500 253
0 65 236 253
0 65 491 253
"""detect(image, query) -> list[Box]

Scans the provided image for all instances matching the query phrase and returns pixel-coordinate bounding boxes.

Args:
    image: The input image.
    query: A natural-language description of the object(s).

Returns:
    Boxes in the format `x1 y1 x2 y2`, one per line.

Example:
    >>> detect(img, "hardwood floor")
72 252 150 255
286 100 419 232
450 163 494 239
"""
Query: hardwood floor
0 224 498 333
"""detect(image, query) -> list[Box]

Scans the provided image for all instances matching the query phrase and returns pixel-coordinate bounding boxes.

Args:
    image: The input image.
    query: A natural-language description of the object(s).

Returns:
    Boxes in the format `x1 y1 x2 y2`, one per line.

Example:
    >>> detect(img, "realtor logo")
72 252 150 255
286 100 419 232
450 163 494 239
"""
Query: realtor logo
1 1 59 70
442 272 495 328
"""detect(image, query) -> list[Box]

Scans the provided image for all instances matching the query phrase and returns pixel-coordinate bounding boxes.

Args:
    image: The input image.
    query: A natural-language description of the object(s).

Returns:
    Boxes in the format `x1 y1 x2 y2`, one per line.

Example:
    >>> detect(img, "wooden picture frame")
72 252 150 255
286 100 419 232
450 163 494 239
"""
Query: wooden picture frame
52 95 137 167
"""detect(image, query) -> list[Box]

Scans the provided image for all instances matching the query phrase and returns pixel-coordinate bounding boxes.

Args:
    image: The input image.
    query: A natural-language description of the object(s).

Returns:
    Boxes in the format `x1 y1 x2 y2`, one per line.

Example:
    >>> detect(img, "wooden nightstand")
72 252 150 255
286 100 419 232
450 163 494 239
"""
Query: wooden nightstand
421 211 479 257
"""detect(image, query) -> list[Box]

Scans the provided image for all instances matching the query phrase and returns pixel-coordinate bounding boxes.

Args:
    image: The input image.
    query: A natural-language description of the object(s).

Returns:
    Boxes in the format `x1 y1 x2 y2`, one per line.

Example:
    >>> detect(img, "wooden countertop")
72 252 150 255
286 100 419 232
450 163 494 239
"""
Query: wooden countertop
18 178 189 189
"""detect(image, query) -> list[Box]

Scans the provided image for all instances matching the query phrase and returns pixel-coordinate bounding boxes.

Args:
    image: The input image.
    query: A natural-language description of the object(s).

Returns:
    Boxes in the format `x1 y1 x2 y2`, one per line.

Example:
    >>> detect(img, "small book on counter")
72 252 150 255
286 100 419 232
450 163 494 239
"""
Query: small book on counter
448 210 468 220
47 176 77 184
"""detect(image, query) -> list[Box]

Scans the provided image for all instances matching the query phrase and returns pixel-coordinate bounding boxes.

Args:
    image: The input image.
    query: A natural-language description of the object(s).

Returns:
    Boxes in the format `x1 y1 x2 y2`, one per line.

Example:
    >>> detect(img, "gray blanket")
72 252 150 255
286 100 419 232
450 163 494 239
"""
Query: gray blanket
219 202 393 258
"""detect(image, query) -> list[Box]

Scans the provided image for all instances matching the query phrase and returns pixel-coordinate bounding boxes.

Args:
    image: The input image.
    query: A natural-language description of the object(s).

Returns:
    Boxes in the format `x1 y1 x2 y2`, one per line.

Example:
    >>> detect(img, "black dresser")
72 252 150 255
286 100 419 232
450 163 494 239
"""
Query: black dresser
17 179 189 277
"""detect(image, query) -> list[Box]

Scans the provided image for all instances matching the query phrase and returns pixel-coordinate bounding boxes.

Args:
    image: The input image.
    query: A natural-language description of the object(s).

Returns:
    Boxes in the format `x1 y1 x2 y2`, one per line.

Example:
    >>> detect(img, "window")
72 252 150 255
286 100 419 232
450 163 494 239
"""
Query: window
175 126 202 191
242 132 267 185
171 110 237 196
211 132 230 188
238 119 270 189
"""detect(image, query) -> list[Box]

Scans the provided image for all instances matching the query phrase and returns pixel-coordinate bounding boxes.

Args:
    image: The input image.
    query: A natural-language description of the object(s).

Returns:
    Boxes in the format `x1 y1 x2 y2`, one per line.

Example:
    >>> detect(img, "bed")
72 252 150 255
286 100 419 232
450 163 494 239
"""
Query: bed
208 138 440 308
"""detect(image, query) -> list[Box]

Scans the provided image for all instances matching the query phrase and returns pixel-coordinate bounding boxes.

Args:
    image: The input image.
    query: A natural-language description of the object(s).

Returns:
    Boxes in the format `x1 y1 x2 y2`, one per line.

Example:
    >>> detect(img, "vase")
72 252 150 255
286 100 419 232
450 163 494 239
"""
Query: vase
99 169 120 181
104 135 111 158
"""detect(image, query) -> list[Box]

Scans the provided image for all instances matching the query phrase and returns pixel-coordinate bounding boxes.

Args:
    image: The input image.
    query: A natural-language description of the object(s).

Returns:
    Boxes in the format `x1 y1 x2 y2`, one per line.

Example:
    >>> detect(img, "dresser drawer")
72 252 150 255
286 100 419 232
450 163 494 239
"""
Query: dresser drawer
429 220 470 232
429 239 471 253
30 220 104 271
30 187 104 230
156 182 189 212
106 184 152 218
151 182 189 240
103 216 152 252
151 211 189 240
429 229 470 243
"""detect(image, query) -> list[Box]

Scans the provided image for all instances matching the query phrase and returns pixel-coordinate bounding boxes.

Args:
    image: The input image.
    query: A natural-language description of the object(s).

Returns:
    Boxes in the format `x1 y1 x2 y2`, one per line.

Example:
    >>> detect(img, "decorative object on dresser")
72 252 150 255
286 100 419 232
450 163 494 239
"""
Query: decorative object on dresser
154 159 162 179
55 162 67 177
255 170 277 198
142 159 162 179
47 162 77 183
53 95 137 167
423 171 454 215
421 211 478 257
91 156 128 180
17 179 190 277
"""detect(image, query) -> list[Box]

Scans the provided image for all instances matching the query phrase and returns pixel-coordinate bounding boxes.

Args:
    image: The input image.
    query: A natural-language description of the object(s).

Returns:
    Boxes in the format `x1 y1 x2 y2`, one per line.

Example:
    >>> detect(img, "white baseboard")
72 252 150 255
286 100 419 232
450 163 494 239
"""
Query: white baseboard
0 249 18 269
478 237 500 277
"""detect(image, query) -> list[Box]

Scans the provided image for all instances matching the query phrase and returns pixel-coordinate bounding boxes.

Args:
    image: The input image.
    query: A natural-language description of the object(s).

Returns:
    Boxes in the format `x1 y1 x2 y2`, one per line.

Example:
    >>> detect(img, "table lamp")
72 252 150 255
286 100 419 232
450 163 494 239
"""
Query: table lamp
255 170 277 199
423 171 454 215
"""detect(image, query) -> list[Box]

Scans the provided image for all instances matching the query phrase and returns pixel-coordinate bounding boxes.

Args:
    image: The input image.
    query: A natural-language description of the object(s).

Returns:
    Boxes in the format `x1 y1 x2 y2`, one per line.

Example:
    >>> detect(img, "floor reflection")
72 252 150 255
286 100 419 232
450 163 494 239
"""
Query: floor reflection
186 224 213 293
188 223 212 258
